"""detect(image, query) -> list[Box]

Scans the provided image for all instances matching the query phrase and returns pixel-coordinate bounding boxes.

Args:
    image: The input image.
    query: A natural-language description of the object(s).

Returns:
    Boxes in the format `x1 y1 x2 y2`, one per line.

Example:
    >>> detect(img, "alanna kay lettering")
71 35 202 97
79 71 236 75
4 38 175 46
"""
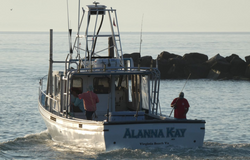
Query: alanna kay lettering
123 127 186 138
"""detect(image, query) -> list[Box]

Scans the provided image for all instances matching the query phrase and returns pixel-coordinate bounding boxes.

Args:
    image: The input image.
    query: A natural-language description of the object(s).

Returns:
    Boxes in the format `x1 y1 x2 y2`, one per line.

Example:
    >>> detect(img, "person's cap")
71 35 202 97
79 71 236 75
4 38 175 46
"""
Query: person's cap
87 85 94 91
179 92 184 98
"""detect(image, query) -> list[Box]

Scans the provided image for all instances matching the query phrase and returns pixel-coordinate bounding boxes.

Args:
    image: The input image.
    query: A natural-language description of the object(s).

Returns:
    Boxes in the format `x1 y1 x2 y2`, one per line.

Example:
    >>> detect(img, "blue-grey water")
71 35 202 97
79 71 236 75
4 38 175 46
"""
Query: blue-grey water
0 31 250 159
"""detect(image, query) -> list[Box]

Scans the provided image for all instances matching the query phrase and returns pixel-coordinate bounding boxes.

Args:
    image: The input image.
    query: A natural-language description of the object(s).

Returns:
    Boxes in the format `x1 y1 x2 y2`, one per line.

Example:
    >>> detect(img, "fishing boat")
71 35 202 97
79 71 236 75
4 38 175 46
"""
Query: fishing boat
38 2 205 151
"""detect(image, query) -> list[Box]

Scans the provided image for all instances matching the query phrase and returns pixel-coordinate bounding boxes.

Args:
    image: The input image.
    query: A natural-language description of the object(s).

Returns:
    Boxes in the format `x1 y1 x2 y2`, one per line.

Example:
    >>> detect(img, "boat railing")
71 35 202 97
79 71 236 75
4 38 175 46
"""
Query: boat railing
39 76 60 115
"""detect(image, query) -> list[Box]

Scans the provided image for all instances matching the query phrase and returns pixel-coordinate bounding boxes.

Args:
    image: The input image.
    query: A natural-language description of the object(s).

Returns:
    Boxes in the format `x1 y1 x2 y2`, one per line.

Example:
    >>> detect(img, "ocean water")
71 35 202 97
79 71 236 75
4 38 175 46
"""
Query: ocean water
0 31 250 159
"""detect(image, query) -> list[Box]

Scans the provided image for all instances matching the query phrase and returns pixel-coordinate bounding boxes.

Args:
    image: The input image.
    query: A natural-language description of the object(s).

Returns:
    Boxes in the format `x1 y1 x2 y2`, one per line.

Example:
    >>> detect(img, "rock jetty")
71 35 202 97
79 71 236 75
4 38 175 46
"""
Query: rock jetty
123 51 250 80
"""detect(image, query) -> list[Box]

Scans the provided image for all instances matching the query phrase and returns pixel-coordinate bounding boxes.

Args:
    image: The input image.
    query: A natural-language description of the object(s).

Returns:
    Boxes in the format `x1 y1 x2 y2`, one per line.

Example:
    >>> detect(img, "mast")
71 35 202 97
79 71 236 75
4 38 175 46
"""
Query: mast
45 29 53 112
77 0 81 57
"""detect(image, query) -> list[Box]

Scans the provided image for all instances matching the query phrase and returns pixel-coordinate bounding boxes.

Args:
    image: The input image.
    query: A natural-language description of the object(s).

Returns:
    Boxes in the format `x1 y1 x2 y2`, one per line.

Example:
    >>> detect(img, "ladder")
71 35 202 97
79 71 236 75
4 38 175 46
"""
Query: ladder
151 68 161 115
77 4 124 67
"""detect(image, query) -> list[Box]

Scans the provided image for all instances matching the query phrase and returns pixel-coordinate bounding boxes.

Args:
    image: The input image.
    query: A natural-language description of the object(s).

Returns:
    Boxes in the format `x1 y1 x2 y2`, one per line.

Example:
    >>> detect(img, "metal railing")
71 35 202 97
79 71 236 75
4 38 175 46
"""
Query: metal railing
39 76 60 115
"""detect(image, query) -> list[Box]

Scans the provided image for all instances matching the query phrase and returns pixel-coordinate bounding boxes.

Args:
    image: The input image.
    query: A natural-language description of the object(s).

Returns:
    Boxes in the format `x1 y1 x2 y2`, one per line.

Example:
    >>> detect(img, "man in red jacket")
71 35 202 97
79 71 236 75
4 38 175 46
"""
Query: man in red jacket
78 86 99 120
171 92 189 119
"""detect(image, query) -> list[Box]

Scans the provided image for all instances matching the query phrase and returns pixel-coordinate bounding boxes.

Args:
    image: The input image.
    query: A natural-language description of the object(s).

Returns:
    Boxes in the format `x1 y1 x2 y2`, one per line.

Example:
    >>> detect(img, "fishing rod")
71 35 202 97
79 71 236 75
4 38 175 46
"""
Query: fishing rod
169 73 191 117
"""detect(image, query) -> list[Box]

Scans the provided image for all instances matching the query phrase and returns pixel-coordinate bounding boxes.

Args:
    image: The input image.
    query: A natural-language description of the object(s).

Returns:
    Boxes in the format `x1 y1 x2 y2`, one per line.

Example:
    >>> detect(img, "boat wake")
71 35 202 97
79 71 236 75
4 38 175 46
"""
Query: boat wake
98 142 250 159
0 130 104 159
0 130 51 159
1 132 250 160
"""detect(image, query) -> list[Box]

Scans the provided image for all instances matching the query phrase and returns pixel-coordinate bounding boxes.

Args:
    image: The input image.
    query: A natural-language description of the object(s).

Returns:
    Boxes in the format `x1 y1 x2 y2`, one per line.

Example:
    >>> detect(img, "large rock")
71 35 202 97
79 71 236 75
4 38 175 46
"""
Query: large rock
157 59 172 79
245 64 250 78
140 56 152 67
183 52 208 65
124 52 249 80
245 55 250 65
205 54 231 79
206 54 228 67
207 69 221 80
210 61 230 73
185 64 210 79
226 54 247 77
157 56 187 79
207 69 231 80
167 57 187 79
157 51 181 61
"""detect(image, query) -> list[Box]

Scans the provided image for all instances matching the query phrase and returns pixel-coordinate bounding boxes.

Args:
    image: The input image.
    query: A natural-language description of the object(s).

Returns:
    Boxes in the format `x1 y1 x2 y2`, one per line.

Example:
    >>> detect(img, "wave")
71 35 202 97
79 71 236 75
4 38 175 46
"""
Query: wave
0 130 51 159
97 142 250 160
0 130 50 147
1 133 250 160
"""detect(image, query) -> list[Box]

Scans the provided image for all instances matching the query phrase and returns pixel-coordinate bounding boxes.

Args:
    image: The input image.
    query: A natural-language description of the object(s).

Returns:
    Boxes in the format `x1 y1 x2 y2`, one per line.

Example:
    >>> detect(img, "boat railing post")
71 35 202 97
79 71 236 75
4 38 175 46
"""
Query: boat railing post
65 71 71 118
106 88 111 122
60 74 64 113
54 75 58 112
103 63 106 72
135 75 142 120
65 54 70 74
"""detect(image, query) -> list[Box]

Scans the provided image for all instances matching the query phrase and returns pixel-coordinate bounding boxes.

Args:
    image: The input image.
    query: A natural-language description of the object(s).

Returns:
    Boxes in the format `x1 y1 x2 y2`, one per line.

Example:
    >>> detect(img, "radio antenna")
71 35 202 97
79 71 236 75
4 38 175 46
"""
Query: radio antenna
76 0 81 57
139 14 144 54
66 0 73 56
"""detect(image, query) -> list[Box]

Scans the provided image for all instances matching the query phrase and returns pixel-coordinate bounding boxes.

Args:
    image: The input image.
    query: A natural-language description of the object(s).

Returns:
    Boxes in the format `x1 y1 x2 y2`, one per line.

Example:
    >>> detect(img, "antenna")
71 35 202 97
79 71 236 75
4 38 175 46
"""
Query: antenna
76 0 81 57
139 14 144 54
67 0 73 56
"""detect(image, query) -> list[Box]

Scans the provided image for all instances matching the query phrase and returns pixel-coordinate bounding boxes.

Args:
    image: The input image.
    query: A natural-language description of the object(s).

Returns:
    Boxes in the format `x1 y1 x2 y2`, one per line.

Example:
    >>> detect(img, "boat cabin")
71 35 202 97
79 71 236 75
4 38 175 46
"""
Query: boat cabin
47 58 160 122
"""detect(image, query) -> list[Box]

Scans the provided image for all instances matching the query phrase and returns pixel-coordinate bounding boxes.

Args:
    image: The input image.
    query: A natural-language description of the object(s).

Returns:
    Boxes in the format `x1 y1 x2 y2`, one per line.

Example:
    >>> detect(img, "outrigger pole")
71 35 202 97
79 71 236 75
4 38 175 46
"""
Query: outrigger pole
45 29 53 112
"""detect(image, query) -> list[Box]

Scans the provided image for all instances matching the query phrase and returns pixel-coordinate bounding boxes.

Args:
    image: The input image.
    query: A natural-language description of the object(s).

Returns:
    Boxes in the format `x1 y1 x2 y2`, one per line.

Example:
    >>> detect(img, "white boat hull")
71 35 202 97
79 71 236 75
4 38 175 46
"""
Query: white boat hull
39 102 205 150
39 102 105 149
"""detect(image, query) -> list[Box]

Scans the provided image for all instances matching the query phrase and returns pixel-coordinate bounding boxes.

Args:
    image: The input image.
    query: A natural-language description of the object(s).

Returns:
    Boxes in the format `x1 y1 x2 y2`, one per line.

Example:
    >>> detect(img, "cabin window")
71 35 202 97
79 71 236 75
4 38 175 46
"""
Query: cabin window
71 77 83 94
93 77 110 94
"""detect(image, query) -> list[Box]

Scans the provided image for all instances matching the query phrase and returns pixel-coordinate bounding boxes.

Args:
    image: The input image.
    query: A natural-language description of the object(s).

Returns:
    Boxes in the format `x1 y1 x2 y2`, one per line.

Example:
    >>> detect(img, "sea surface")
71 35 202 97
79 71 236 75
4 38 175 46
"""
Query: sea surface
0 31 250 159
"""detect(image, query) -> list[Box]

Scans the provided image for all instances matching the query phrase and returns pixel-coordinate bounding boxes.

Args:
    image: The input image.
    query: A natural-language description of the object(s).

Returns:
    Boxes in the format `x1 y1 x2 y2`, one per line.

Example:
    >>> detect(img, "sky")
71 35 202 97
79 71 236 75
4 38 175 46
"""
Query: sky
1 0 250 32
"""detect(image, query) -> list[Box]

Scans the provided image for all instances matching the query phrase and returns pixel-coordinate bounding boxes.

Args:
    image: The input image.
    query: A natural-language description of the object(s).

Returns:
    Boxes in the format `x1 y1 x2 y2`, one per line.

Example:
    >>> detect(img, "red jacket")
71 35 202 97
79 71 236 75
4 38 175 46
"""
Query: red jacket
78 91 99 111
171 98 189 119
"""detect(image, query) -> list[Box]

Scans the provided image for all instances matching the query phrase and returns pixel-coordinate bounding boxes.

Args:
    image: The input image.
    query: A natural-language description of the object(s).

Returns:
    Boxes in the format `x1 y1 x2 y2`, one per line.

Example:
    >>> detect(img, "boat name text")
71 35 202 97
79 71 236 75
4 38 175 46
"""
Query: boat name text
123 127 186 138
